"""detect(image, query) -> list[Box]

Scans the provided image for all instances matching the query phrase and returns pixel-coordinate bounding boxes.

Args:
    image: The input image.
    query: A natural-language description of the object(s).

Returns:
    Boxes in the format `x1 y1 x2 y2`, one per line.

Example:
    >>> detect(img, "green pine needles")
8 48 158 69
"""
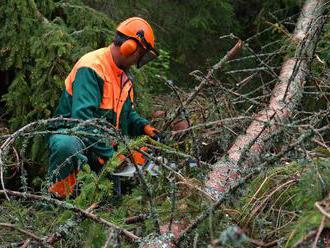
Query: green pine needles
0 0 114 129
0 0 170 129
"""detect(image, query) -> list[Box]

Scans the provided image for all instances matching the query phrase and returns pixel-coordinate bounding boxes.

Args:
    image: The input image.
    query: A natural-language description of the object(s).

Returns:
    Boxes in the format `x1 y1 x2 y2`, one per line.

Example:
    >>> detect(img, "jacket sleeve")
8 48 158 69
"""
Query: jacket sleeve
127 98 149 137
71 67 103 120
71 67 115 158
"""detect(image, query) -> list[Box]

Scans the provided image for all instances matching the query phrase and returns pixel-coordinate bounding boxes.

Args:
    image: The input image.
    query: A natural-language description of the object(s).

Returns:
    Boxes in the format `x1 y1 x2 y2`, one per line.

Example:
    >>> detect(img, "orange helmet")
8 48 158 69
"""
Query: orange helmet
117 17 155 49
116 17 159 68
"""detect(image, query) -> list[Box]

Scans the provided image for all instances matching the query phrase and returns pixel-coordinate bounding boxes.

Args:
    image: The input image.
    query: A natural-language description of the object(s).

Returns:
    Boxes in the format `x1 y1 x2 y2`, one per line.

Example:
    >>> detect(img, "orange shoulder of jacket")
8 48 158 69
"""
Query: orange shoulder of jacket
65 48 109 95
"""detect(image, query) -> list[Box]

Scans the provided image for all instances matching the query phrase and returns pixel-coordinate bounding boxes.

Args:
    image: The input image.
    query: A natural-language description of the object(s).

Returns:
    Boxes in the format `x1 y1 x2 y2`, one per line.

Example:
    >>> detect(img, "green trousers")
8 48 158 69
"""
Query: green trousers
48 134 106 183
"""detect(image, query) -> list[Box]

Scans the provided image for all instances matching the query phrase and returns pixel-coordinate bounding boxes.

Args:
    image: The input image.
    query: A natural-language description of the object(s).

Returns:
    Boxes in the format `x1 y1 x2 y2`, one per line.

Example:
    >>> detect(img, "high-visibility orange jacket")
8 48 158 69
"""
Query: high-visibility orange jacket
53 46 149 159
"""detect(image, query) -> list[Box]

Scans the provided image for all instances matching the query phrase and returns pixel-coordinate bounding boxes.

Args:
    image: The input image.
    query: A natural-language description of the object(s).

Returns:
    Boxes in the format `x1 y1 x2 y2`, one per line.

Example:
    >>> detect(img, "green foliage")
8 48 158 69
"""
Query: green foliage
318 23 330 65
230 158 330 246
132 48 171 115
0 0 115 129
138 49 171 92
284 158 330 246
284 210 323 247
1 0 169 128
73 136 149 210
1 1 330 247
84 0 238 84
81 221 107 247
0 200 60 245
177 156 330 247
74 164 113 209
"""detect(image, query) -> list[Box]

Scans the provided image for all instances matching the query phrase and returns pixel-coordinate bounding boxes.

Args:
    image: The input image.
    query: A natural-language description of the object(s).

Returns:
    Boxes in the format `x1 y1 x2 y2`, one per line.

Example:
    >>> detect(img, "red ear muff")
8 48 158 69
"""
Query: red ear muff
120 39 138 57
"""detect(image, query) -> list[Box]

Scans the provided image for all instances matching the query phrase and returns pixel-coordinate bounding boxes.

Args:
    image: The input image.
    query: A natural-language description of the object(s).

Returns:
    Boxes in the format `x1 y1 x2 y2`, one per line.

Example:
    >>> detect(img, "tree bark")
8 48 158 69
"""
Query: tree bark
205 0 326 200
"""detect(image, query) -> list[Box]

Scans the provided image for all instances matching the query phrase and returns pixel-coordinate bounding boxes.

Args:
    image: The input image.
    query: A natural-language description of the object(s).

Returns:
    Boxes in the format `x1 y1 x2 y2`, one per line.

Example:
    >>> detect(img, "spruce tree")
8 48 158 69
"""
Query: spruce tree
0 0 116 129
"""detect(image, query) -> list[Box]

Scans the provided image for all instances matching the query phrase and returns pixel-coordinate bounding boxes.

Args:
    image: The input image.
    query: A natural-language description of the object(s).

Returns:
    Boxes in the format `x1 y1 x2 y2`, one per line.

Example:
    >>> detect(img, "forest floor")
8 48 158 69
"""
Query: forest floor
0 95 329 247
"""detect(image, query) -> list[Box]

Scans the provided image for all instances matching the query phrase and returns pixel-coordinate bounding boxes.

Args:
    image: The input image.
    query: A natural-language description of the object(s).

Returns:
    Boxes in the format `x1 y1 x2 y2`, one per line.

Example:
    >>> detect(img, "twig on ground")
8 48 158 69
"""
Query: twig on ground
312 216 325 248
0 190 140 241
45 203 98 245
0 222 52 247
315 201 330 219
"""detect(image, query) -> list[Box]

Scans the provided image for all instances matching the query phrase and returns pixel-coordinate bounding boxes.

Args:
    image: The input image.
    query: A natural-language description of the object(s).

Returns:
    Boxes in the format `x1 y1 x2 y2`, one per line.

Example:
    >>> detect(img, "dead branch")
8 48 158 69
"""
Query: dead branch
175 172 257 245
312 216 325 248
137 148 215 201
245 178 298 224
205 0 327 200
0 222 52 247
315 201 330 219
0 190 140 242
125 214 148 224
163 39 243 131
44 203 98 245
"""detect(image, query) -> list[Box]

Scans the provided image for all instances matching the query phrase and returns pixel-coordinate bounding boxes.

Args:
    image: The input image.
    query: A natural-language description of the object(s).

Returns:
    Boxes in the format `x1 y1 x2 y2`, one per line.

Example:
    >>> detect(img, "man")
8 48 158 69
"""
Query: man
48 17 160 198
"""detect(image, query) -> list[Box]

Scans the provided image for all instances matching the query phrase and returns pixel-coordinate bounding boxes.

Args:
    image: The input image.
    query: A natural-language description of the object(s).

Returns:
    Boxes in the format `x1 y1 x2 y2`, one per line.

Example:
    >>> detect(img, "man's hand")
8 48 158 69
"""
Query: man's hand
144 124 161 141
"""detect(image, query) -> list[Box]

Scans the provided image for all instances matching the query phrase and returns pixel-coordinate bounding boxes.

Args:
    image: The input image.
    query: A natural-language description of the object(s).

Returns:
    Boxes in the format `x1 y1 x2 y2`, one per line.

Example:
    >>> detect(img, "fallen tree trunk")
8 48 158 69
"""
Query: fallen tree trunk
142 0 327 246
205 0 327 200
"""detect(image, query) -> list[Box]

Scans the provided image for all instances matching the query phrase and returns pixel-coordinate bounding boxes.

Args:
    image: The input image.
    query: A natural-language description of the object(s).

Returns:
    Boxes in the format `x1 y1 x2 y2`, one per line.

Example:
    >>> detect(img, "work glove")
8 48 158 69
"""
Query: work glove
144 124 161 141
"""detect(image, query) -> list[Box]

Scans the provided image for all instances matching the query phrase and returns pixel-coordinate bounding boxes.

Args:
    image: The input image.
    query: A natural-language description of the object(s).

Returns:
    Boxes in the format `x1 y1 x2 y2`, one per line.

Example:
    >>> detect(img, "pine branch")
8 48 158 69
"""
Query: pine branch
0 223 53 247
0 190 140 241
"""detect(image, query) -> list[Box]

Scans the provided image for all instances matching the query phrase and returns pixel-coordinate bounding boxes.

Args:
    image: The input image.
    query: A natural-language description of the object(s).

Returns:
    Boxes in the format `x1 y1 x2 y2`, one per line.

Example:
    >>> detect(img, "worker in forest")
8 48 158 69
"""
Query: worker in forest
48 17 160 198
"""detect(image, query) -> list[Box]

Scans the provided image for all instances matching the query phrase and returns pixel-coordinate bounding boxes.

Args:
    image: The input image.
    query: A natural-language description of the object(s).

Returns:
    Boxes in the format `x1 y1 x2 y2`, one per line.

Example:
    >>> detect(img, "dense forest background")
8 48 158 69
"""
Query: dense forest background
1 0 309 127
1 0 330 247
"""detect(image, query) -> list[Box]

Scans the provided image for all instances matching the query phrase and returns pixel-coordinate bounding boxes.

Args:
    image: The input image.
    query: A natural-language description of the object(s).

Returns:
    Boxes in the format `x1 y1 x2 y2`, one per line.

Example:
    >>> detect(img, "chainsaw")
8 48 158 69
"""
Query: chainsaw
109 145 197 196
111 147 164 177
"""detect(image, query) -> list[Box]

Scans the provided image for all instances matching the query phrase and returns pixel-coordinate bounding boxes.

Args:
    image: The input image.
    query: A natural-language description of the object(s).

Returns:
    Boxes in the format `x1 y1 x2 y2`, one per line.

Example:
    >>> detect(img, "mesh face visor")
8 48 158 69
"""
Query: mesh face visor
137 48 158 68
136 31 159 68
